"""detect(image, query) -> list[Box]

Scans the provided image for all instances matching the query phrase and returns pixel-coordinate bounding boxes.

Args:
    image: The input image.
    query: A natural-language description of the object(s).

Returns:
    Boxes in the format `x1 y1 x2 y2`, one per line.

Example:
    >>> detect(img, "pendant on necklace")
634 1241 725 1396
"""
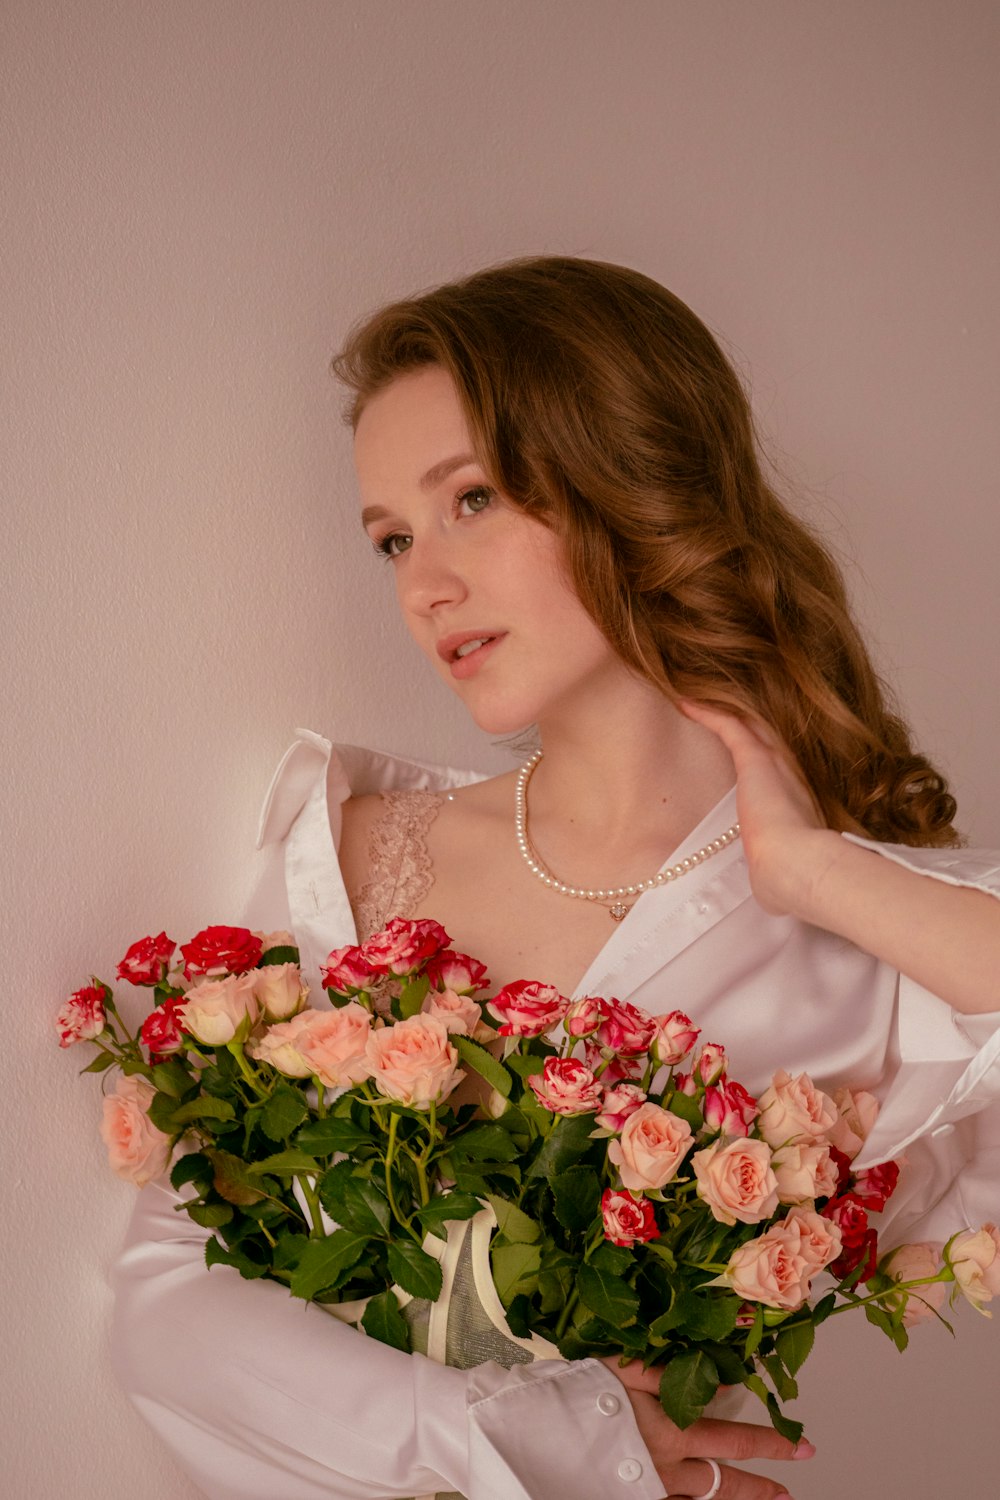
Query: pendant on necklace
608 902 631 922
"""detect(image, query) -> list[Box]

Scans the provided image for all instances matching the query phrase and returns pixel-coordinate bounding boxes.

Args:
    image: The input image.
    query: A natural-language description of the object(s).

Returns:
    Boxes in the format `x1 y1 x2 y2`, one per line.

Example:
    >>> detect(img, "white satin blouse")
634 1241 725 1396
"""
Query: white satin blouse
109 730 1000 1500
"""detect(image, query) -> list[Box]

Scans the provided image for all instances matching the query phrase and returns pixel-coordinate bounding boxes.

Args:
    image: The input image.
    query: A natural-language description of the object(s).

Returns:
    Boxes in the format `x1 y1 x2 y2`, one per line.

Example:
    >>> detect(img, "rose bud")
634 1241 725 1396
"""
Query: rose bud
595 1083 648 1133
564 996 607 1039
704 1078 758 1138
827 1086 880 1160
595 998 656 1057
140 995 188 1057
489 980 570 1038
56 984 108 1048
179 925 263 980
583 1039 643 1087
252 962 308 1021
694 1042 728 1086
321 944 377 995
424 950 489 995
179 972 260 1045
116 932 177 986
421 987 485 1038
850 1160 901 1213
360 917 451 977
884 1242 948 1327
946 1224 1000 1313
601 1188 660 1248
650 1010 701 1067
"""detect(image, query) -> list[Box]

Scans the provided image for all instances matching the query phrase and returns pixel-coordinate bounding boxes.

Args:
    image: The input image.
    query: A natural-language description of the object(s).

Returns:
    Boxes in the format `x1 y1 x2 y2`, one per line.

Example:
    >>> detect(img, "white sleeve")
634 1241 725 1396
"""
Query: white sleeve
109 1181 664 1500
840 836 1000 1242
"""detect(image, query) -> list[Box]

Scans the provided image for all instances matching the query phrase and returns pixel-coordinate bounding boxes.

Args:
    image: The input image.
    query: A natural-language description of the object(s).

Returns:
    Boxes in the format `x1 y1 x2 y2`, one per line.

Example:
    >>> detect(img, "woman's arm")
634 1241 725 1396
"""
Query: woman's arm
679 702 1000 1015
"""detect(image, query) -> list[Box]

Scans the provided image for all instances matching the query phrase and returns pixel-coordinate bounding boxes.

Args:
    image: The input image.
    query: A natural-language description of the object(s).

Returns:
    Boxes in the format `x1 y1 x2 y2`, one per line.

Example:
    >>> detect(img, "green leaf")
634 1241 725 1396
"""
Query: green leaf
526 1113 598 1181
80 1050 117 1074
204 1235 267 1278
551 1167 602 1233
659 1350 719 1431
761 1352 798 1402
864 1303 896 1339
258 945 299 967
247 1149 320 1176
296 1117 372 1156
590 1242 633 1275
272 1233 310 1272
388 1239 444 1301
453 1036 512 1098
187 1201 234 1228
505 1052 547 1081
206 1149 269 1206
289 1231 370 1300
577 1264 641 1326
398 975 430 1019
416 1192 484 1233
743 1302 766 1358
151 1059 195 1097
452 1123 519 1163
148 1090 186 1133
338 1177 392 1238
171 1094 237 1126
260 1083 309 1143
684 1293 742 1343
486 1195 540 1244
775 1319 815 1376
765 1392 803 1446
491 1241 541 1306
170 1152 212 1192
665 1089 703 1130
361 1289 411 1352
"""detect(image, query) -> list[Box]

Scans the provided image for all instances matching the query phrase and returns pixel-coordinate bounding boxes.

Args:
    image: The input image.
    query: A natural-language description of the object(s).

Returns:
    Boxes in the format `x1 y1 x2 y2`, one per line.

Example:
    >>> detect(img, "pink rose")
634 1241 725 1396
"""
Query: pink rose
772 1142 840 1206
596 998 656 1056
947 1224 1000 1312
724 1209 838 1311
252 962 308 1021
693 1138 780 1226
608 1102 694 1191
595 1083 648 1133
528 1057 604 1115
360 917 451 977
252 1004 373 1087
703 1078 758 1138
884 1242 948 1326
180 972 260 1045
99 1075 173 1186
256 929 296 952
602 1188 660 1248
827 1086 880 1160
565 996 607 1039
694 1042 727 1086
421 987 484 1038
140 996 188 1057
56 984 107 1048
116 932 177 986
850 1160 900 1213
321 944 378 995
489 980 570 1038
783 1205 843 1275
366 1014 463 1108
180 925 263 980
756 1069 838 1148
650 1010 700 1067
424 950 489 995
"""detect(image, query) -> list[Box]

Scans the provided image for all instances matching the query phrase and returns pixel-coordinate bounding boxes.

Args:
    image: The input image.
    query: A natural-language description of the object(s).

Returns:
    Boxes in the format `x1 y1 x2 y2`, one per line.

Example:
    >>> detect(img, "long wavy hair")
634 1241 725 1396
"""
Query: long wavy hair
332 255 958 846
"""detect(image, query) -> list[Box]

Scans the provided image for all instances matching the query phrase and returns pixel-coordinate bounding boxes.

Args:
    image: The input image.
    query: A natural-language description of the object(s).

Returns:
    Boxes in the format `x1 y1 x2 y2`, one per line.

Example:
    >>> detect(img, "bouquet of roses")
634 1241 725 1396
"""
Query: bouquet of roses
60 916 999 1442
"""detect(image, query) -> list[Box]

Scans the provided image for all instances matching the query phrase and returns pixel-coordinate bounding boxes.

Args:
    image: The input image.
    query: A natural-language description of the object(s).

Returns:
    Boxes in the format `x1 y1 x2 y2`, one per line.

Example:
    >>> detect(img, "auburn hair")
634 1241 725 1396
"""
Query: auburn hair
332 255 958 846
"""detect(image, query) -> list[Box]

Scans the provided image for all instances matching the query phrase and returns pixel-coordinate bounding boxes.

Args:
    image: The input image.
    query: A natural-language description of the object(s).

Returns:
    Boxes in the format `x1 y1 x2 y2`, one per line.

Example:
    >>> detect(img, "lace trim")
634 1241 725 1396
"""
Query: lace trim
353 789 446 942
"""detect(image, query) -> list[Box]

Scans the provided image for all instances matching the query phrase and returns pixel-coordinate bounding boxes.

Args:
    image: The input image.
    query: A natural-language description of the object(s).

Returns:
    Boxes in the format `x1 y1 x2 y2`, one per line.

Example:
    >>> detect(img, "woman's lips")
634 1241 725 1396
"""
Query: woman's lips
448 633 506 679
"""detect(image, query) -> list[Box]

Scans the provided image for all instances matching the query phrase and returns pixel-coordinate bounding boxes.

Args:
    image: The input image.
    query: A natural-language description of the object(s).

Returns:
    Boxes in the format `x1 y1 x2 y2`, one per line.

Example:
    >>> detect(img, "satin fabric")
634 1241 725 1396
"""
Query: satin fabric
109 730 1000 1500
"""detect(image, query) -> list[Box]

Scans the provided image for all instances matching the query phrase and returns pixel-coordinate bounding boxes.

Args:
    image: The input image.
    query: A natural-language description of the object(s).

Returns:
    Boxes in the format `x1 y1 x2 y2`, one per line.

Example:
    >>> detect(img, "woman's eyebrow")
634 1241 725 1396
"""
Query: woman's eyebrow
360 452 479 528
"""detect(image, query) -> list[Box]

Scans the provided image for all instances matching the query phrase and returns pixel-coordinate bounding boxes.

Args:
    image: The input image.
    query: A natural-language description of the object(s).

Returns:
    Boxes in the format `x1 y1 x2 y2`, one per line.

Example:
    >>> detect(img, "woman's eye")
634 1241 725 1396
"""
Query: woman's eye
457 485 494 515
372 531 412 559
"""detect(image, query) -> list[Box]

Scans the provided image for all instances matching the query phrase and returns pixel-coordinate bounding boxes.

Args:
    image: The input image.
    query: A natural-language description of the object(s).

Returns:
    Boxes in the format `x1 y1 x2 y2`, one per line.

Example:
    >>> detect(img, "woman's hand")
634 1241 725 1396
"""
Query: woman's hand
601 1357 814 1500
676 699 842 920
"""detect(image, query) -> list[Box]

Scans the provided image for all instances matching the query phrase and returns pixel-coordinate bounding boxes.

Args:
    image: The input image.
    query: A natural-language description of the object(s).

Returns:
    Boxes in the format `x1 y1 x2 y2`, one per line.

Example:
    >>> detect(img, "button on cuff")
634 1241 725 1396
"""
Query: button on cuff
617 1458 644 1482
597 1391 622 1416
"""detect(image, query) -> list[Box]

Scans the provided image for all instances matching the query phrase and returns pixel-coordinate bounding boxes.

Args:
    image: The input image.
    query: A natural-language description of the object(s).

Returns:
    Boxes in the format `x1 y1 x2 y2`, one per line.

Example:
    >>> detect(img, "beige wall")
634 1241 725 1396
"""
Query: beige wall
4 2 998 1495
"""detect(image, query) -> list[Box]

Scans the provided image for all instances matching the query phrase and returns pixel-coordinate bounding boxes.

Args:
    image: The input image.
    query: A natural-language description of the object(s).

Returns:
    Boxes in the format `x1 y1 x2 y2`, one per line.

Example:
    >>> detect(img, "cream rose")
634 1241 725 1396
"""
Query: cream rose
724 1207 841 1310
99 1075 173 1187
248 1011 317 1078
296 1004 374 1088
252 962 309 1021
756 1069 839 1148
608 1102 693 1192
772 1142 840 1206
366 1014 463 1108
948 1224 1000 1312
827 1086 880 1160
693 1138 780 1226
180 972 260 1045
885 1242 948 1326
783 1205 843 1274
421 986 484 1038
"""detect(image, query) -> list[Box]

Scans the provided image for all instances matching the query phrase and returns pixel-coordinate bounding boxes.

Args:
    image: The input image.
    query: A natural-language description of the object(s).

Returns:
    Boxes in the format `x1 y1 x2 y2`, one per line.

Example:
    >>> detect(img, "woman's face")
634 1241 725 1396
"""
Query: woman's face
353 365 622 735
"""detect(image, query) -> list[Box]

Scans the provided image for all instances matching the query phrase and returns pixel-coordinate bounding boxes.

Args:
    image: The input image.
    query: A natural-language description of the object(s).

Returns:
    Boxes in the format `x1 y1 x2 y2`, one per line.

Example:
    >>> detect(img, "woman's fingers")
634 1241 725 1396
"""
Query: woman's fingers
683 1415 813 1466
666 1457 790 1500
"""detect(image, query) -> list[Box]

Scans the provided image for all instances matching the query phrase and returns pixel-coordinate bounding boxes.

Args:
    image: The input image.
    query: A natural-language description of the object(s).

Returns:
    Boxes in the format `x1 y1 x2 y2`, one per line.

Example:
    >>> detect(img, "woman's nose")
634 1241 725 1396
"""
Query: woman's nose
396 536 469 617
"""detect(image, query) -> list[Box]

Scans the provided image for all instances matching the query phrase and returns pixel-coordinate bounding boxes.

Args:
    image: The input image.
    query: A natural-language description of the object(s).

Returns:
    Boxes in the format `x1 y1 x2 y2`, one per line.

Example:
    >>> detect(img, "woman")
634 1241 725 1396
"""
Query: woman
112 257 1000 1500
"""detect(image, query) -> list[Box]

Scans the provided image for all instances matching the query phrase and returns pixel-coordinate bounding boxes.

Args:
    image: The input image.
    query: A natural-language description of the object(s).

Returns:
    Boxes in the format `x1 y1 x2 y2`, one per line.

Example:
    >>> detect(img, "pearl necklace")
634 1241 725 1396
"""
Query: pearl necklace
514 749 741 921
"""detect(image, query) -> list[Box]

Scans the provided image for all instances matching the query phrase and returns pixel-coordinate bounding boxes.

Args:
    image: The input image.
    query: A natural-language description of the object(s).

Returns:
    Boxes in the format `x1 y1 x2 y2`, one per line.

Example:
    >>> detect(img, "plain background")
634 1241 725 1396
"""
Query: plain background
3 2 998 1496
